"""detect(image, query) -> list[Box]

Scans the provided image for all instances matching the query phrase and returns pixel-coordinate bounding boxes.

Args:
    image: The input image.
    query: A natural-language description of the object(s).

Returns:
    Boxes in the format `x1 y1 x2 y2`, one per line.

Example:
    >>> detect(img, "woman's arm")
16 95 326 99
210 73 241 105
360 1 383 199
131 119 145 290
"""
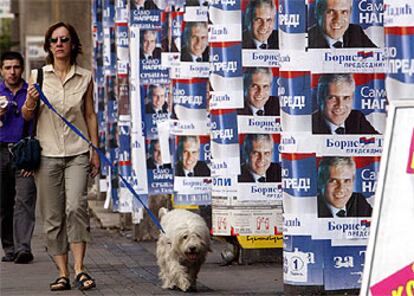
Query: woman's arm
84 79 100 177
21 76 40 121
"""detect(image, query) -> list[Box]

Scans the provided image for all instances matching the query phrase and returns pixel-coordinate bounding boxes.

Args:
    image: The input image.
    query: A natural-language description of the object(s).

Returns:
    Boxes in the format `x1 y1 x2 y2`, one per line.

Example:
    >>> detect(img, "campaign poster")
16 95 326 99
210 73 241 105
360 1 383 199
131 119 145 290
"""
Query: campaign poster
307 0 384 49
278 0 307 50
170 78 209 134
138 28 170 85
311 73 387 136
142 83 171 139
173 135 212 206
129 0 167 29
238 67 282 134
237 133 282 202
146 138 174 195
383 1 414 101
241 0 279 51
210 109 241 176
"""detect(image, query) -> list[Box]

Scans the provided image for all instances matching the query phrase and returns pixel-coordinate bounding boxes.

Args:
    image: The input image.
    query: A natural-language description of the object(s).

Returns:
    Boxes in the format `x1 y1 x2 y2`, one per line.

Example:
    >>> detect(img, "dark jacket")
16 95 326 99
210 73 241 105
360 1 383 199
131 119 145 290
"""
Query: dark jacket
308 24 377 48
147 158 172 170
175 161 210 177
317 192 373 218
238 163 281 183
145 102 168 114
312 110 379 135
140 47 162 60
181 47 209 62
242 30 279 50
144 0 159 10
238 96 280 116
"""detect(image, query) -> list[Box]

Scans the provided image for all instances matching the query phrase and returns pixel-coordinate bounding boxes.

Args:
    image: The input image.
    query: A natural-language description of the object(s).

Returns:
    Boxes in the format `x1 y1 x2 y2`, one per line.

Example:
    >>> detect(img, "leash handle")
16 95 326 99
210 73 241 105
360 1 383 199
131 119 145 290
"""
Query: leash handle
34 83 165 234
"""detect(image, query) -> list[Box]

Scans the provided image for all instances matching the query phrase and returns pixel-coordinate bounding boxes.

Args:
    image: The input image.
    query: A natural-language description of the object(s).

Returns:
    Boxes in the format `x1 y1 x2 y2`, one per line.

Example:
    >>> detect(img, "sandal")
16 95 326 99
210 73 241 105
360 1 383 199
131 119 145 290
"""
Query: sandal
50 276 71 291
75 271 96 291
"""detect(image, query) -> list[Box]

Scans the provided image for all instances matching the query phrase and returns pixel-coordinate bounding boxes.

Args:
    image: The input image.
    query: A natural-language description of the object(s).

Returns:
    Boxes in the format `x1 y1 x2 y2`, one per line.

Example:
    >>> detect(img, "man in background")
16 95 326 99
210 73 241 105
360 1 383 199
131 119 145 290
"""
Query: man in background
0 51 36 264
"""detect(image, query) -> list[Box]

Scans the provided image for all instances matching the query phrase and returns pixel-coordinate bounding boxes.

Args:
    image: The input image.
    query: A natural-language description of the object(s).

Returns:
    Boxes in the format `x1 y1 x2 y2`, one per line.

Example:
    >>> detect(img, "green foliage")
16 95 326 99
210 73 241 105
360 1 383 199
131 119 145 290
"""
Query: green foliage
0 19 13 55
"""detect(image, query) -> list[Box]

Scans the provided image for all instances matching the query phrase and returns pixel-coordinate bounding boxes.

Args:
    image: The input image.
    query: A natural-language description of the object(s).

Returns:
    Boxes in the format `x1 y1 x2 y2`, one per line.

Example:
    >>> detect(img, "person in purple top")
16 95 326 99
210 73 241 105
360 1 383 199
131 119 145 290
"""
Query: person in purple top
0 51 36 264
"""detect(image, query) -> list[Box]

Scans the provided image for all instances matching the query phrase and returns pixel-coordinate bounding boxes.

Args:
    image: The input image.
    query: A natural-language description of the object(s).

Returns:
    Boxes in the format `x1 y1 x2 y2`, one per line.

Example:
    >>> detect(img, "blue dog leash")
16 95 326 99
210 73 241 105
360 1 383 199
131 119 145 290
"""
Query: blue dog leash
34 84 165 234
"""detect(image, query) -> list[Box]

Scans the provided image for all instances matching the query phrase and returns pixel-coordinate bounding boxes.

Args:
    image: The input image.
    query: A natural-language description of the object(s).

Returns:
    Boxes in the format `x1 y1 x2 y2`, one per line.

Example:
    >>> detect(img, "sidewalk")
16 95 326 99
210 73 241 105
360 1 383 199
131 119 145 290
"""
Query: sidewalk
0 203 284 296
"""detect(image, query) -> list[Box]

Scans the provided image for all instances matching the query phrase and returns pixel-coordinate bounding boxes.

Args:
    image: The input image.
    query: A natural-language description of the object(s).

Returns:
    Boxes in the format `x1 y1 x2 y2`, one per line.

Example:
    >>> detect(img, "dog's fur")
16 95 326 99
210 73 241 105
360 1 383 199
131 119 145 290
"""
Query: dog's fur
156 208 211 292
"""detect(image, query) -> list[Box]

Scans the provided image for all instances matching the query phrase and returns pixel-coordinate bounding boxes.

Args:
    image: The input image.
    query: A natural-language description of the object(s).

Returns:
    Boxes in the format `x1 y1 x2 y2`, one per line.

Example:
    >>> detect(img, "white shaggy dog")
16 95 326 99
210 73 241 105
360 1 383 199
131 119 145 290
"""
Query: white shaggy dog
156 208 211 292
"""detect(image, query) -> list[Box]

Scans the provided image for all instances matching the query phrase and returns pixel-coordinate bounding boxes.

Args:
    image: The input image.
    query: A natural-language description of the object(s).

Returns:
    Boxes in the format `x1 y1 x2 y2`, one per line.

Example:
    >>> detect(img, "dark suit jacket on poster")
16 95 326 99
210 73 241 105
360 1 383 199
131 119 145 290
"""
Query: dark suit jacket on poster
145 102 168 114
242 30 279 50
180 47 209 62
147 158 172 170
140 47 162 60
317 192 373 218
175 161 210 177
312 110 379 135
144 0 159 10
238 163 281 183
308 24 377 48
238 96 280 116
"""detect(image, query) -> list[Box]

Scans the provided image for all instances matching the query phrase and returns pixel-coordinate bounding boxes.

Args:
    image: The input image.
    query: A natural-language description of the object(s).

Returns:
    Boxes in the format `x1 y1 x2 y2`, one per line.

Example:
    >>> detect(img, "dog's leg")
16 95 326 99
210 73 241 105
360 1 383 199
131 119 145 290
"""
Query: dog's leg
169 261 191 291
187 263 202 291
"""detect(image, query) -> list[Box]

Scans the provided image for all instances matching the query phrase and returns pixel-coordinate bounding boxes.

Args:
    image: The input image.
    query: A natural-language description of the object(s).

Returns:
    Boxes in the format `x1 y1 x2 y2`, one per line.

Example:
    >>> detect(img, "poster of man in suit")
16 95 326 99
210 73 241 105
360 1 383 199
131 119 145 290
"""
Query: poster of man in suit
317 156 373 218
308 0 377 48
238 134 281 183
175 136 210 177
180 22 209 62
312 73 379 135
238 67 279 116
242 0 279 50
140 30 162 60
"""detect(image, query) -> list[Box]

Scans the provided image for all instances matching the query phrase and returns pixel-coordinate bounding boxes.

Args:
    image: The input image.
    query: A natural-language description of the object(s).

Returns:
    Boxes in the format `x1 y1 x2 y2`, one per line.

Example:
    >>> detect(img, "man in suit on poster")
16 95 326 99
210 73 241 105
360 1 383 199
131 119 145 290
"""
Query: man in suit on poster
147 139 171 170
175 136 210 177
238 134 281 183
312 73 379 135
181 22 209 62
308 0 377 48
242 0 279 50
140 30 162 60
238 67 279 116
317 157 372 218
145 84 168 114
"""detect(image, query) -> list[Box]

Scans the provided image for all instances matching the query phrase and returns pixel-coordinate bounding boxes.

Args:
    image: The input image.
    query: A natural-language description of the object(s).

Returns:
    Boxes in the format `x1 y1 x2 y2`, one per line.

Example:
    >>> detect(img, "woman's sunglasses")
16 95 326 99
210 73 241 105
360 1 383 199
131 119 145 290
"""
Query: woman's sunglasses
49 36 70 44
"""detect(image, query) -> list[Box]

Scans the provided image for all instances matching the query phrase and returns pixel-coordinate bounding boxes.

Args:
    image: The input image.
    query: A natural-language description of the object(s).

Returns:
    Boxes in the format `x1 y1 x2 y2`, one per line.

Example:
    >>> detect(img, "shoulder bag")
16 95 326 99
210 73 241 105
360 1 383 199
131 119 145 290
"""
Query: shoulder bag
11 69 43 171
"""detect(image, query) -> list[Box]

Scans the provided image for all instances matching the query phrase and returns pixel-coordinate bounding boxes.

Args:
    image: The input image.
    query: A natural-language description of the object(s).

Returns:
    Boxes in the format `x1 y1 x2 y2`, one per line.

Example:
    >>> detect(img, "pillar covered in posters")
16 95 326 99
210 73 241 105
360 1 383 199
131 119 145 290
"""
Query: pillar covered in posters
282 0 386 292
384 0 414 100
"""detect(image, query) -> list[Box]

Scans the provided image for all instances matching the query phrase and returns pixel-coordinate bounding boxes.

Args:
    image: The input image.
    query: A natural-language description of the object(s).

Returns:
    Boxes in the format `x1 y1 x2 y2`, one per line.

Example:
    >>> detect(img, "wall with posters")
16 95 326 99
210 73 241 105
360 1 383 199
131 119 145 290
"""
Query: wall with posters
361 1 414 295
91 0 396 292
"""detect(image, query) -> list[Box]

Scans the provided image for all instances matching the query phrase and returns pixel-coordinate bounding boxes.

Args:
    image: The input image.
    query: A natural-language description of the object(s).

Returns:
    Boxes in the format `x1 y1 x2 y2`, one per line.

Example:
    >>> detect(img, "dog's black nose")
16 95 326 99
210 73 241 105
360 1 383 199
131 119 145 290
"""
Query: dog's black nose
189 246 197 252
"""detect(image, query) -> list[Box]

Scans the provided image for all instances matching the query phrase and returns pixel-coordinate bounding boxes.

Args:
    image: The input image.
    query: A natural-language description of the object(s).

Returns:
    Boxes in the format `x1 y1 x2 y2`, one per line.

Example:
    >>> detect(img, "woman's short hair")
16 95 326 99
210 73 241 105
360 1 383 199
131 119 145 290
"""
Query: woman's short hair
44 22 82 65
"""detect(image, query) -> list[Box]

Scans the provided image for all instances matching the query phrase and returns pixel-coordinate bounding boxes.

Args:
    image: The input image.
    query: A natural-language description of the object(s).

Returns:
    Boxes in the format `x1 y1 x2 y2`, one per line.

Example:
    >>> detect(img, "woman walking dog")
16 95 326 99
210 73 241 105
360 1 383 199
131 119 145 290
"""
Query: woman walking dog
22 22 100 291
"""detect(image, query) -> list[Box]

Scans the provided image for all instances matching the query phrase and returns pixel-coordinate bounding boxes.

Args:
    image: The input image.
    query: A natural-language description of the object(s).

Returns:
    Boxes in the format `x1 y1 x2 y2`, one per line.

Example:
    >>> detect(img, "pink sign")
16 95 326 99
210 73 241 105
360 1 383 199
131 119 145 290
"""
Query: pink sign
370 262 414 296
407 129 414 174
